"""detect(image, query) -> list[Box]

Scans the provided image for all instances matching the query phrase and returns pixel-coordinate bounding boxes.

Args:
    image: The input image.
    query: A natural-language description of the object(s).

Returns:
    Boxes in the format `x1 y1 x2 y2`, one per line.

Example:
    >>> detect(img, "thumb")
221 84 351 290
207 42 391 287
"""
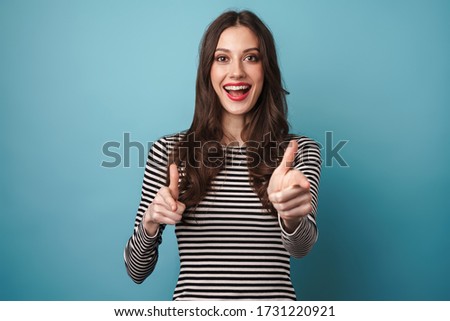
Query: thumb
278 139 298 174
168 163 179 200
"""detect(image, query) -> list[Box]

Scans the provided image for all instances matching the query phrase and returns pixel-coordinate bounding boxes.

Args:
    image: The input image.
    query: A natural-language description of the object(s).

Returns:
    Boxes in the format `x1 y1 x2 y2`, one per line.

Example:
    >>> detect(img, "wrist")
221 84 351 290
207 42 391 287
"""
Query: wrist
143 211 160 237
281 217 302 234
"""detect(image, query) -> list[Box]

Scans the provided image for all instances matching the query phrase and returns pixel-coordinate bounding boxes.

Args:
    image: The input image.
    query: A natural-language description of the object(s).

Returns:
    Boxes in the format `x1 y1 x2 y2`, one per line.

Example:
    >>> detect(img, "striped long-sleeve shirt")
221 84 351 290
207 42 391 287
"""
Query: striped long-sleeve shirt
124 132 322 300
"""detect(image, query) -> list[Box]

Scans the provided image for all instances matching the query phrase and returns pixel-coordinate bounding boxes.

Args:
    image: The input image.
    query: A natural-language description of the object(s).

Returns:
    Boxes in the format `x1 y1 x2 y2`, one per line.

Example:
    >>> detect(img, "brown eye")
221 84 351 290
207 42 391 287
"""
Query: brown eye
244 55 259 62
215 55 228 62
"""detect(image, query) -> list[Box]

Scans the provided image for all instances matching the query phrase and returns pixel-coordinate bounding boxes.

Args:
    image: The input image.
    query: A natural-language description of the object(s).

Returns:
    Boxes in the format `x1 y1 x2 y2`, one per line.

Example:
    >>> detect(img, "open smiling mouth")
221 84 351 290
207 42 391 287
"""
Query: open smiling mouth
223 83 251 101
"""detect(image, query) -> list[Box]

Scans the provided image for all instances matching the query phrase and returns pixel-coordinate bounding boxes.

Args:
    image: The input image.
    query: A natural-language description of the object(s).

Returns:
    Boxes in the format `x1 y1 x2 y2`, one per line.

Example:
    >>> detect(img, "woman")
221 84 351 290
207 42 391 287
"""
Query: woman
124 10 321 300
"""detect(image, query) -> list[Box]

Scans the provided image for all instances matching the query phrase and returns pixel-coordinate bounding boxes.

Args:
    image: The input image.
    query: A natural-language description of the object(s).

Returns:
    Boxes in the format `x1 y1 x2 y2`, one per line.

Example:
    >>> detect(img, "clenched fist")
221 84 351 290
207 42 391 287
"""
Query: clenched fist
268 140 313 233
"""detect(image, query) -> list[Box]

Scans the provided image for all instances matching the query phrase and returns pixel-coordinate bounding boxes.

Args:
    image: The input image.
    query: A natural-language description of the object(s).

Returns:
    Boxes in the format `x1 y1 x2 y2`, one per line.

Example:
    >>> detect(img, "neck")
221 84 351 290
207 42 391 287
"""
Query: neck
221 113 245 145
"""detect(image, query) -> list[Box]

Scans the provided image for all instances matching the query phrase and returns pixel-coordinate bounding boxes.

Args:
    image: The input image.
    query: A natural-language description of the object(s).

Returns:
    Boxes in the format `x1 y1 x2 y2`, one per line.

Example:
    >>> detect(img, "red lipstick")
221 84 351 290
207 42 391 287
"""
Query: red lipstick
223 82 251 102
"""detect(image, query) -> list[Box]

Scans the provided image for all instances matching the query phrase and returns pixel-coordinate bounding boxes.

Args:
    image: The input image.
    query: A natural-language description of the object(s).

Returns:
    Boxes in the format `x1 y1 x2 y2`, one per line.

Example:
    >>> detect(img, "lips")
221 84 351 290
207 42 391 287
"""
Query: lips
223 82 251 101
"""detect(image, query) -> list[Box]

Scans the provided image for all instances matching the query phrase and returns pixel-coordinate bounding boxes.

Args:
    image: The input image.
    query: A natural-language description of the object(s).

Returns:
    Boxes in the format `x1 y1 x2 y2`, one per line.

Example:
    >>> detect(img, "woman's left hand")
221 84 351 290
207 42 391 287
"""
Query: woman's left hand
268 140 313 233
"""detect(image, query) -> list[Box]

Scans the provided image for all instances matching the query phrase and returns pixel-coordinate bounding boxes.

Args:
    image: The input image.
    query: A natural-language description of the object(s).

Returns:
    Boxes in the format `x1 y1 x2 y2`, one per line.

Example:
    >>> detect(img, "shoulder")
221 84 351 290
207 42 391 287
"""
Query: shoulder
287 134 322 166
287 134 321 152
150 130 187 152
147 130 187 163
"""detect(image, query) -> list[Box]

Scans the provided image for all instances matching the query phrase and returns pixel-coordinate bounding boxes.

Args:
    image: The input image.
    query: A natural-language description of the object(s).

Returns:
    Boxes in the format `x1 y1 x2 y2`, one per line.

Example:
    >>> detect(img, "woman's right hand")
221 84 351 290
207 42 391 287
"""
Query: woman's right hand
143 164 185 236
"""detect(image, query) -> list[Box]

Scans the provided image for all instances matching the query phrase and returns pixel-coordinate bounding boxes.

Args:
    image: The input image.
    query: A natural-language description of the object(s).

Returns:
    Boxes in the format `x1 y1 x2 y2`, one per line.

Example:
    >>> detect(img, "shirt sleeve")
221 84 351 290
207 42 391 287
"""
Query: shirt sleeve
279 136 322 258
123 137 170 283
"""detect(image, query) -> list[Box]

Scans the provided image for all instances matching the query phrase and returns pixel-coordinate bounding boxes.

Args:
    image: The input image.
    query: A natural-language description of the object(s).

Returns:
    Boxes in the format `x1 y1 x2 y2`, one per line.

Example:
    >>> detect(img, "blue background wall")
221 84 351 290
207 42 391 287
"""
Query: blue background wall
1 0 449 300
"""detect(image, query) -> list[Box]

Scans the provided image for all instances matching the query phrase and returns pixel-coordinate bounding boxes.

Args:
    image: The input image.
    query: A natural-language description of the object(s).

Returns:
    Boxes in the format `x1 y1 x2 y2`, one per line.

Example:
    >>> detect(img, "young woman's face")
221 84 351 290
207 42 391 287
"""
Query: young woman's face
210 26 264 121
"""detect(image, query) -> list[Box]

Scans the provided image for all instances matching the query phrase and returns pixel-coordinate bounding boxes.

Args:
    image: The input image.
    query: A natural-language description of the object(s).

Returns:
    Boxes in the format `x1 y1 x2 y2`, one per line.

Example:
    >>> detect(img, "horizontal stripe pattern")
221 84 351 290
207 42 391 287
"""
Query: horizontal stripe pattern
124 132 321 300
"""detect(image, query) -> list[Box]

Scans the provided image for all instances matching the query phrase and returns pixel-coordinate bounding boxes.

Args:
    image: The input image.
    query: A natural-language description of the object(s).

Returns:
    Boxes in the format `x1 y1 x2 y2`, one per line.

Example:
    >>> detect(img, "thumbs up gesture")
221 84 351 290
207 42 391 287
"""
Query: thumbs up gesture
268 140 313 233
143 164 186 236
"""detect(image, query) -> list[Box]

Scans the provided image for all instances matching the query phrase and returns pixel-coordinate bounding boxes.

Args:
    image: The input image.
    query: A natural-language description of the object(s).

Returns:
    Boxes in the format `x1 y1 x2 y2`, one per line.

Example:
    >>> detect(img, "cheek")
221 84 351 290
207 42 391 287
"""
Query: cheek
210 66 222 91
254 70 264 95
257 68 264 86
251 65 264 87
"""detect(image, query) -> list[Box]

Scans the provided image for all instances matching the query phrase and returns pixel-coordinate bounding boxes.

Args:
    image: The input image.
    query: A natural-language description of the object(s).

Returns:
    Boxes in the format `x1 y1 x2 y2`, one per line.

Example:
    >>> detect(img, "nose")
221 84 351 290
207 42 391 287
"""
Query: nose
230 60 245 79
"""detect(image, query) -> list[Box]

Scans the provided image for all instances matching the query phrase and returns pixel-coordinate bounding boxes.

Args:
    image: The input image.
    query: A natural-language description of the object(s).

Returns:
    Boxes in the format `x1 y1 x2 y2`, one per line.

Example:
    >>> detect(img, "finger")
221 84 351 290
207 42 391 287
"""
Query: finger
281 168 310 191
151 203 183 224
297 172 310 190
155 187 178 212
175 201 186 215
152 216 180 226
168 163 179 200
278 140 298 174
271 192 311 212
278 202 313 220
269 185 310 204
300 177 310 189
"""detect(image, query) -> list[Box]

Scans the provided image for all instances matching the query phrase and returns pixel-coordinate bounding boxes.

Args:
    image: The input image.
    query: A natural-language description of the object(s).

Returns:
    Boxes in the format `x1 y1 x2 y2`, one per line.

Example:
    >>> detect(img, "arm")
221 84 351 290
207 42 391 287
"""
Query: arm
123 138 170 284
269 137 322 258
282 137 321 258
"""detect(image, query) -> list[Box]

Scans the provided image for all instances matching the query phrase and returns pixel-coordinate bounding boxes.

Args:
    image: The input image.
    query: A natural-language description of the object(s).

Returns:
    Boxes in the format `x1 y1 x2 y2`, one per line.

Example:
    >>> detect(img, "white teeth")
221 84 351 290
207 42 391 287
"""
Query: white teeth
224 85 250 91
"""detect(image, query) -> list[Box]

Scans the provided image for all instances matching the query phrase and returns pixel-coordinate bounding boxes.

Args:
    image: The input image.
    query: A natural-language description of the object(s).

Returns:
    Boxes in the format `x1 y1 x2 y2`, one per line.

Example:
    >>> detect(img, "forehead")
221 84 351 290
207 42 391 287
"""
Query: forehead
216 26 259 49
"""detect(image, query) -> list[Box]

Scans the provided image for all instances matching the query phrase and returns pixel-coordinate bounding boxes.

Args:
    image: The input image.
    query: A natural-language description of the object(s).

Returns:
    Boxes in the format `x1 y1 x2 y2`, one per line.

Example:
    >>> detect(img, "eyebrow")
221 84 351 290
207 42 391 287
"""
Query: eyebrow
215 47 260 53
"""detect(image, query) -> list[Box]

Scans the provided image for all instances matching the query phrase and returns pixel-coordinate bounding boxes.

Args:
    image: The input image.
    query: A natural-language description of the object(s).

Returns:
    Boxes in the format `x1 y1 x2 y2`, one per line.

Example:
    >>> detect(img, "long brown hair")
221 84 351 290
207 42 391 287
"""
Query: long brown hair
169 10 290 213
